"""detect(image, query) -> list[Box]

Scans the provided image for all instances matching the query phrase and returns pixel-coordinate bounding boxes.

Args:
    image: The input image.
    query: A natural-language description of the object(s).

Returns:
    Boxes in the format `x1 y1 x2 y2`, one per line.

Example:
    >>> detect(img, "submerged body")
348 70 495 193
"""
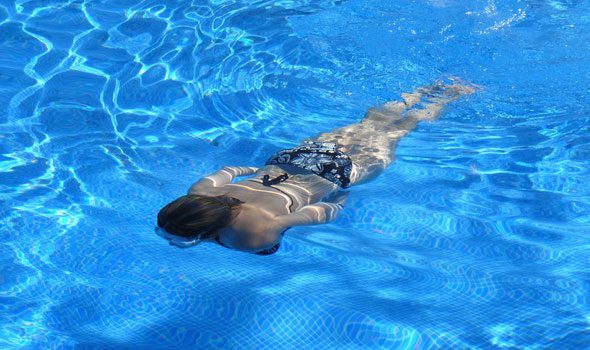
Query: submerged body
158 81 477 254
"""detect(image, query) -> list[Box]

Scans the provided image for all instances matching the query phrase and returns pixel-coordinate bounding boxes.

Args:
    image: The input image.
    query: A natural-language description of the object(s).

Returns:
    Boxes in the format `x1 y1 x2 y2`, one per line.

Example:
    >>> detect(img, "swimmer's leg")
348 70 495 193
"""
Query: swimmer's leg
308 81 477 185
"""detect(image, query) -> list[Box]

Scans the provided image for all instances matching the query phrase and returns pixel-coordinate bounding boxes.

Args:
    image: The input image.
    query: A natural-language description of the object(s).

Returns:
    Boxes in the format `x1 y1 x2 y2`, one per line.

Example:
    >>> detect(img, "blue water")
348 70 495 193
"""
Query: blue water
1 0 589 348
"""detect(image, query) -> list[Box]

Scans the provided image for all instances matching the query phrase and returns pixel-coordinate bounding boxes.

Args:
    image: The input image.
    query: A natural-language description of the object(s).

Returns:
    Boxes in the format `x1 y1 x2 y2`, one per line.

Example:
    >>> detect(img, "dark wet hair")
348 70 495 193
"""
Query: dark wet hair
157 194 244 239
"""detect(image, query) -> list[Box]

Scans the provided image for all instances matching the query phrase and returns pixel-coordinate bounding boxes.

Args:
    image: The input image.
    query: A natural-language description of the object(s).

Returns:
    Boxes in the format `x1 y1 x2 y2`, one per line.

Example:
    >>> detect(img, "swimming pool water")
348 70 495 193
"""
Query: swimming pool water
1 0 589 348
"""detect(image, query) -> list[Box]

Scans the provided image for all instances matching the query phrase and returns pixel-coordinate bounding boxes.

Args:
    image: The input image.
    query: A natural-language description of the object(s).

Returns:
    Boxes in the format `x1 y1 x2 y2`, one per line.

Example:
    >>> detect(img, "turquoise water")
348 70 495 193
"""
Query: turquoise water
1 0 589 349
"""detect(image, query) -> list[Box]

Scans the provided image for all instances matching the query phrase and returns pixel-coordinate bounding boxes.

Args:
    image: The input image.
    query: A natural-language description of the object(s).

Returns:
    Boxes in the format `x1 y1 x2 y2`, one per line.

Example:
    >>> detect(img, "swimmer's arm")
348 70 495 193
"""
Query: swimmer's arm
188 166 258 193
276 202 343 227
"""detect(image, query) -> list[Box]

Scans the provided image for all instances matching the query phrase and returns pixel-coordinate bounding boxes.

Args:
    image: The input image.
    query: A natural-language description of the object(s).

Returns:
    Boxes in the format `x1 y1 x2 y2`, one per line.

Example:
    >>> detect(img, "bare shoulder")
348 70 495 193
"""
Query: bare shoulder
188 182 225 196
235 204 284 247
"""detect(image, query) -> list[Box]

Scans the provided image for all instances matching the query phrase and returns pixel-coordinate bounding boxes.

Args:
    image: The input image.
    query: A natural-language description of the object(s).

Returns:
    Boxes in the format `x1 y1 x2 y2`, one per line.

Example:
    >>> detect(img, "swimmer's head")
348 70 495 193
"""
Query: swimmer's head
157 194 243 240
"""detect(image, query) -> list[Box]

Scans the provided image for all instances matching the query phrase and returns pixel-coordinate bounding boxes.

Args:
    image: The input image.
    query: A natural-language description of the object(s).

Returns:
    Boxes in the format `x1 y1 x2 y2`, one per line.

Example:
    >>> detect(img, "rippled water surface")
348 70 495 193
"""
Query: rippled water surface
1 0 589 349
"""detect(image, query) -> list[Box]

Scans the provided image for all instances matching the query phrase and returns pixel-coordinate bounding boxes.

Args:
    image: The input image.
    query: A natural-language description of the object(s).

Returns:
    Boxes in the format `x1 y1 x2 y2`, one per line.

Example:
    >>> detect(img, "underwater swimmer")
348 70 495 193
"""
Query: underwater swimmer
156 80 476 255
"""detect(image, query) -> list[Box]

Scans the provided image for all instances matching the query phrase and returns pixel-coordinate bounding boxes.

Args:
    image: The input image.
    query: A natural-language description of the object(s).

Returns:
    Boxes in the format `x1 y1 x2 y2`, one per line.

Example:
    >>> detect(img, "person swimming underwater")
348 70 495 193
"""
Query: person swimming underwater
156 80 477 255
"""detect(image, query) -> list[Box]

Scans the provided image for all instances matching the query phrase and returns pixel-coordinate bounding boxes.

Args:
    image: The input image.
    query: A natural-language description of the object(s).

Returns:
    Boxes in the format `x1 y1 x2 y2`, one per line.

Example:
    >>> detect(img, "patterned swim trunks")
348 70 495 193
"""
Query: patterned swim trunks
265 141 353 188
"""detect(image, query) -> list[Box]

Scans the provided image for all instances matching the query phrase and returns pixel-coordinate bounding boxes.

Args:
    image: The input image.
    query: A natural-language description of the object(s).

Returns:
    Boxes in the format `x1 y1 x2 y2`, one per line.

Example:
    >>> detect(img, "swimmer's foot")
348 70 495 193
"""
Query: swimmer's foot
363 79 479 124
407 79 478 121
417 78 477 102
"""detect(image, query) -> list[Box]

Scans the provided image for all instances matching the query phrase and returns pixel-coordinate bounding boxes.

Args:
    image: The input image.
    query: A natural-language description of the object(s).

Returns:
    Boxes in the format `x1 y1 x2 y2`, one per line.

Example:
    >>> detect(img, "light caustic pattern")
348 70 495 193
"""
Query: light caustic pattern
1 0 589 349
